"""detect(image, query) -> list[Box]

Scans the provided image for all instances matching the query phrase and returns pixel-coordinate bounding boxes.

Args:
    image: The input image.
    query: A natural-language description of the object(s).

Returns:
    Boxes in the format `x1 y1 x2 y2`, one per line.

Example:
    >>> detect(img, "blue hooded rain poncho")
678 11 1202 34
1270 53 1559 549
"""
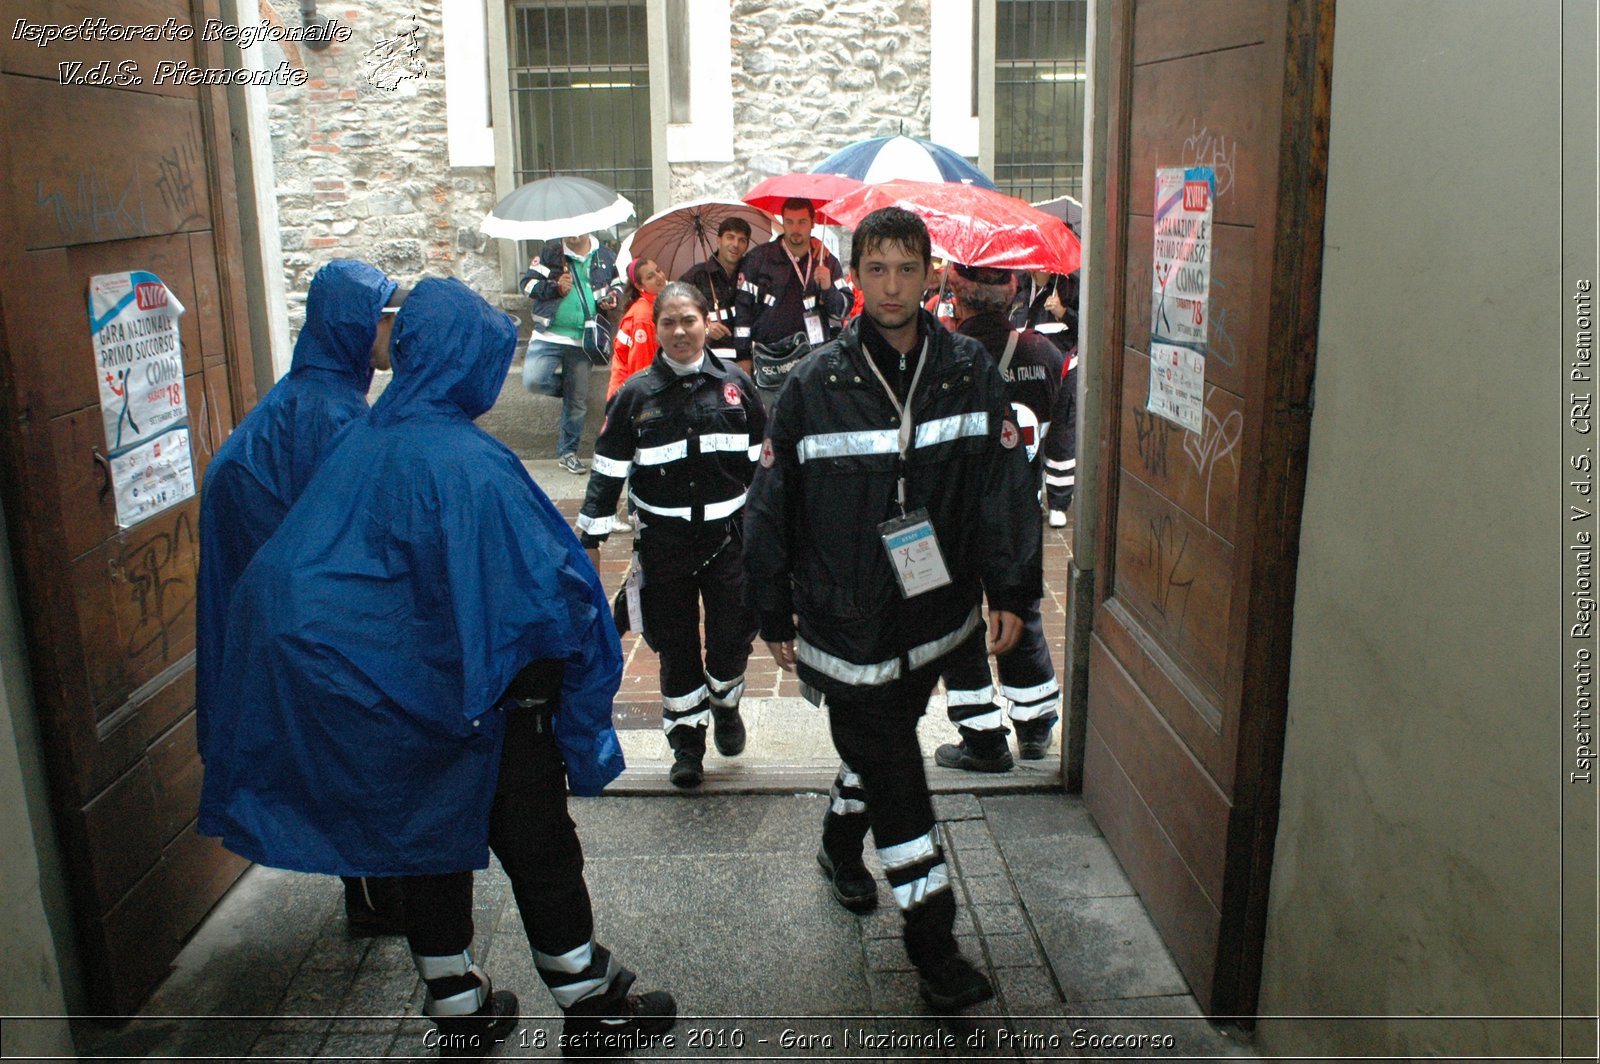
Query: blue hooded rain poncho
195 259 395 830
199 276 625 876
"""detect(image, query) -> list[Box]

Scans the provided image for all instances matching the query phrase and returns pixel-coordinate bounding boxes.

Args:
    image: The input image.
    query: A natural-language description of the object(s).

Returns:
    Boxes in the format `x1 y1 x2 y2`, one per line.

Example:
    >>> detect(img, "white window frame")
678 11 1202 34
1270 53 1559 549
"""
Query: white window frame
929 0 982 159
660 0 734 163
444 0 495 168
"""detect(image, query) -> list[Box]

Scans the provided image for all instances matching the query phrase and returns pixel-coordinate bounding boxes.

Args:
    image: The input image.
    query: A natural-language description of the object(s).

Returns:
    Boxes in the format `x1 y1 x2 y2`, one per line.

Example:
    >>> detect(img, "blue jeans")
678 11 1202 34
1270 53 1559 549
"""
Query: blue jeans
523 337 589 458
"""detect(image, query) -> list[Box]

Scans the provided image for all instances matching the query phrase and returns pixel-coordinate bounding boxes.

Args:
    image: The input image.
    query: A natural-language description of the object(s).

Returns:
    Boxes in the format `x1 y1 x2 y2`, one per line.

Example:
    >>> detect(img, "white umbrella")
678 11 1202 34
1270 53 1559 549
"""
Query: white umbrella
481 175 635 241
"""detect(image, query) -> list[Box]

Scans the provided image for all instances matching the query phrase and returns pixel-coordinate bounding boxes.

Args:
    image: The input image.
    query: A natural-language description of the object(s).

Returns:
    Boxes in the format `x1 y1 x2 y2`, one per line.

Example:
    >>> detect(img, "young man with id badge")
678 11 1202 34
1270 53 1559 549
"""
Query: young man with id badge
743 207 1042 1013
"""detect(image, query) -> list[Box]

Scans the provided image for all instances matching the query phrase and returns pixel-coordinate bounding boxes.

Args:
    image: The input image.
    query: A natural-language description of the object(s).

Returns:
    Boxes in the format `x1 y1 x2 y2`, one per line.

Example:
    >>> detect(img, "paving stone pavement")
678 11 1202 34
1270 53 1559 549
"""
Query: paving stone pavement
71 791 1256 1062
64 453 1253 1060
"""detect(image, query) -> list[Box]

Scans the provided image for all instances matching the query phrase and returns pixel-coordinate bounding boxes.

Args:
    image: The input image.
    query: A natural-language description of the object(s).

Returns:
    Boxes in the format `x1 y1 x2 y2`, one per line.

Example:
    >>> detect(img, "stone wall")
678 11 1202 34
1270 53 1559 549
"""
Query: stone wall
265 1 499 332
669 0 933 204
266 0 936 328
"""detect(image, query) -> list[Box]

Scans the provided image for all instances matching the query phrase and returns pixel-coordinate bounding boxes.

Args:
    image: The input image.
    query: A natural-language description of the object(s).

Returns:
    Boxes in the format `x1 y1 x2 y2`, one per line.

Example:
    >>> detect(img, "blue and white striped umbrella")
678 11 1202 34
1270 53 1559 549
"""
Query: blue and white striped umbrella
811 135 997 190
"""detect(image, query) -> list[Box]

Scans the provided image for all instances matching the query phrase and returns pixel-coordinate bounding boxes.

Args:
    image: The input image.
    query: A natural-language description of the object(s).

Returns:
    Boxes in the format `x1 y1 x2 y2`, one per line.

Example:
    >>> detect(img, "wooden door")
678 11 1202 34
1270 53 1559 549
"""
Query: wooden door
1085 0 1332 1016
0 0 257 1013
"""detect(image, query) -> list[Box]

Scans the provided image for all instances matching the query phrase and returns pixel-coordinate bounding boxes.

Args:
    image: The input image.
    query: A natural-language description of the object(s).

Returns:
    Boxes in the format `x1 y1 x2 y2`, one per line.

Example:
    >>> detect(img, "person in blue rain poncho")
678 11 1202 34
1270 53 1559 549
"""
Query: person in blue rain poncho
195 258 406 935
203 277 675 1060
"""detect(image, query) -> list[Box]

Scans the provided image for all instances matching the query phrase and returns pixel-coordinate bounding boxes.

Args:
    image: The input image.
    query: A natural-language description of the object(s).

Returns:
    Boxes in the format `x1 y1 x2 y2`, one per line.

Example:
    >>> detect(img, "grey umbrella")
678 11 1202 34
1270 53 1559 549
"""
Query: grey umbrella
1031 193 1083 233
481 175 635 241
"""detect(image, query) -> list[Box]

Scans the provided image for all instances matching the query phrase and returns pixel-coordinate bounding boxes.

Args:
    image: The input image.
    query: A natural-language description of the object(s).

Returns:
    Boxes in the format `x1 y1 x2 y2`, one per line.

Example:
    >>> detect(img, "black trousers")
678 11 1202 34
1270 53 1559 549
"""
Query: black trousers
639 539 757 733
940 603 1060 730
398 704 597 991
824 666 959 974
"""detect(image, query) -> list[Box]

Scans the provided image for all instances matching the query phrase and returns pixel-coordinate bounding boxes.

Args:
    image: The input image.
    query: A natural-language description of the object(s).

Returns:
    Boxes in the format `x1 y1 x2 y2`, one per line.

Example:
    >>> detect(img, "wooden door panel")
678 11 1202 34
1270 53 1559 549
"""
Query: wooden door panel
1086 0 1331 1016
1088 636 1230 903
1123 220 1258 398
1095 598 1233 788
1110 473 1235 695
0 4 255 1012
71 503 198 715
81 760 169 912
1120 348 1245 540
1132 0 1277 62
100 828 246 1013
188 234 227 366
6 76 211 251
1085 708 1221 1008
0 0 201 101
1128 44 1282 231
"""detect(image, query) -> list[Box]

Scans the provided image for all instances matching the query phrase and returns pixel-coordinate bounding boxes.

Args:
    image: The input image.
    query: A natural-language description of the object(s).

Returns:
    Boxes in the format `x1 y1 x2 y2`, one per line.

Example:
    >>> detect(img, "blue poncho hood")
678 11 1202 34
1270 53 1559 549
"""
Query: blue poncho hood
200 277 625 876
195 259 394 776
294 258 397 390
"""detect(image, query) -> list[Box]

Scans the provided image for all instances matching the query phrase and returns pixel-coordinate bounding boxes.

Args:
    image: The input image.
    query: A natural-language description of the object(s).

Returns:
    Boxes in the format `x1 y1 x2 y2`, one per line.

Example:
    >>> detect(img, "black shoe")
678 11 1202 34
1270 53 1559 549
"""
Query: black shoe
343 876 406 937
562 974 677 1058
918 954 994 1013
434 989 519 1060
669 748 703 788
710 705 746 756
1014 717 1057 760
934 732 1014 773
816 848 878 913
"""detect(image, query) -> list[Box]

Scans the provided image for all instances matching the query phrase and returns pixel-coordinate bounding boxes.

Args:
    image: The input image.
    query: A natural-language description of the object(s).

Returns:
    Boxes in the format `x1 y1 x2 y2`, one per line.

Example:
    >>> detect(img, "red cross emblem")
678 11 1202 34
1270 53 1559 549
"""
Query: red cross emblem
723 382 741 406
760 438 775 468
999 420 1020 450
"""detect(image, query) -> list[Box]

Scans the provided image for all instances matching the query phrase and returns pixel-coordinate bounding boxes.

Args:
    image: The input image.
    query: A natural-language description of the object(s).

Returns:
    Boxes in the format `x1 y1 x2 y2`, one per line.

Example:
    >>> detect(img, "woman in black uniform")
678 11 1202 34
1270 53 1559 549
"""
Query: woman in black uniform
576 282 767 787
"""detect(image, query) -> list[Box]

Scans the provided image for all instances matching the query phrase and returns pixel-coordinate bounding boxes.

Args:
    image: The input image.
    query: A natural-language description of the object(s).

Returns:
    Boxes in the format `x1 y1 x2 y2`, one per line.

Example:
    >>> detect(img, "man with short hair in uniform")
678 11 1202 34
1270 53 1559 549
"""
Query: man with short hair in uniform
734 197 847 399
678 216 752 370
744 208 1041 1013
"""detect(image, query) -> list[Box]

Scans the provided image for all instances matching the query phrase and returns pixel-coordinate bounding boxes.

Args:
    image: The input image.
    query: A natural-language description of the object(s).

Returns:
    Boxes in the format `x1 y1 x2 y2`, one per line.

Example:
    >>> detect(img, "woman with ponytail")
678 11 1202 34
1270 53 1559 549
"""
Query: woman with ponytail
608 258 668 398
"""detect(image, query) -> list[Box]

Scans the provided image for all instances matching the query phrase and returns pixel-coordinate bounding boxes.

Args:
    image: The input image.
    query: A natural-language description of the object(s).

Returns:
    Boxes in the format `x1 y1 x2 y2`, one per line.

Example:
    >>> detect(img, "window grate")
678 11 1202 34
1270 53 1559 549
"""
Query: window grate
994 0 1086 205
508 0 654 254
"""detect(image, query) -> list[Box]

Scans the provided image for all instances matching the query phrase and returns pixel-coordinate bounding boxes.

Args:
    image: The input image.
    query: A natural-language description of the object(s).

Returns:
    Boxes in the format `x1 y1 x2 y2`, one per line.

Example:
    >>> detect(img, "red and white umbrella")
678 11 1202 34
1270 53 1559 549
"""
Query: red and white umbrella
818 179 1082 276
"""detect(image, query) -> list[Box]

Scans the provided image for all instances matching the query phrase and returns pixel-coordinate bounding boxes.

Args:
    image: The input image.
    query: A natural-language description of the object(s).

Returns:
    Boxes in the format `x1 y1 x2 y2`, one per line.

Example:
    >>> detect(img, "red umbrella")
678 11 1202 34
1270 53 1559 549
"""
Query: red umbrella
744 172 864 214
817 179 1082 275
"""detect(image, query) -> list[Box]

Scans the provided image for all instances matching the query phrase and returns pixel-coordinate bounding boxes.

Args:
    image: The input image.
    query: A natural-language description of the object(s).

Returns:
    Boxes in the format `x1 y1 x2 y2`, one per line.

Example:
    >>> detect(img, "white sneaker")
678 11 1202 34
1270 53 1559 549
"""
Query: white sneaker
1048 509 1068 528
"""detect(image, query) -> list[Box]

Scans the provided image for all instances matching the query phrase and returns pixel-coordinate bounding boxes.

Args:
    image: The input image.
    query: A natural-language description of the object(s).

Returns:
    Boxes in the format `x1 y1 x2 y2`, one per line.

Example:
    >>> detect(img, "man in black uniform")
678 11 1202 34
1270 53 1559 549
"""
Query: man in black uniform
734 197 848 401
744 209 1041 1012
678 216 751 369
934 263 1066 768
577 282 765 788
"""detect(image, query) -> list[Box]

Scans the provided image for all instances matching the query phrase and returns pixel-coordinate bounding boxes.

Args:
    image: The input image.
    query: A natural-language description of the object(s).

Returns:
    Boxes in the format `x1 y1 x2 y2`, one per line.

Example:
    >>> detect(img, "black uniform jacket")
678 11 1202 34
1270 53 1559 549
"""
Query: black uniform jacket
743 311 1042 695
955 312 1064 475
733 238 848 348
578 351 766 580
678 258 743 361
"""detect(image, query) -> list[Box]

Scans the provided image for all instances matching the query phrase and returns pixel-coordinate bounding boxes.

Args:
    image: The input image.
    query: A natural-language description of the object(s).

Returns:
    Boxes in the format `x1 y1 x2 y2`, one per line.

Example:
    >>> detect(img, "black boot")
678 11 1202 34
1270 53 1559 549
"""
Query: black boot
934 727 1014 772
416 955 519 1061
562 968 677 1058
818 807 876 913
343 876 405 937
710 704 747 756
666 725 706 789
1014 714 1058 760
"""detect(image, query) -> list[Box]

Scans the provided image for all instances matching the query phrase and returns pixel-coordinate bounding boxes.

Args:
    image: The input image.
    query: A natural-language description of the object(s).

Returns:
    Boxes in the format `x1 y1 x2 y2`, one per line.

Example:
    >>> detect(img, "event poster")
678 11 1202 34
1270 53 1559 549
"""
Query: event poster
89 271 189 453
87 271 196 527
1151 166 1215 348
108 428 196 529
1147 340 1206 434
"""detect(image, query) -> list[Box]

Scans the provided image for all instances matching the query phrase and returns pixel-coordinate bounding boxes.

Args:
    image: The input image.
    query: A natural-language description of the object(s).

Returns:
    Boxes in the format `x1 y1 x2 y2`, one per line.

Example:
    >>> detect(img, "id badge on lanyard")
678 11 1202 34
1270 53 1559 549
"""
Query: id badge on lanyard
864 337 950 598
879 508 953 597
802 296 825 346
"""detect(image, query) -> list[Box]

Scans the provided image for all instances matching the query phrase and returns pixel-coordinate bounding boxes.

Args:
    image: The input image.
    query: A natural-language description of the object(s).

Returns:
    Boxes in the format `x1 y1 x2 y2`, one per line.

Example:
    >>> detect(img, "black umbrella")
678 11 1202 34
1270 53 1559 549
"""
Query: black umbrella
481 175 635 241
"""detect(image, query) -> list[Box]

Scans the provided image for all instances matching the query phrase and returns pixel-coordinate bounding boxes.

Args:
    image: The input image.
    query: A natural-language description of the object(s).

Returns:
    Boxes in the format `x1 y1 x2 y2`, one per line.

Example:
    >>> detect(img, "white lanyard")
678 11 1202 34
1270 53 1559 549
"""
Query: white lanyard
860 336 930 513
785 244 815 293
